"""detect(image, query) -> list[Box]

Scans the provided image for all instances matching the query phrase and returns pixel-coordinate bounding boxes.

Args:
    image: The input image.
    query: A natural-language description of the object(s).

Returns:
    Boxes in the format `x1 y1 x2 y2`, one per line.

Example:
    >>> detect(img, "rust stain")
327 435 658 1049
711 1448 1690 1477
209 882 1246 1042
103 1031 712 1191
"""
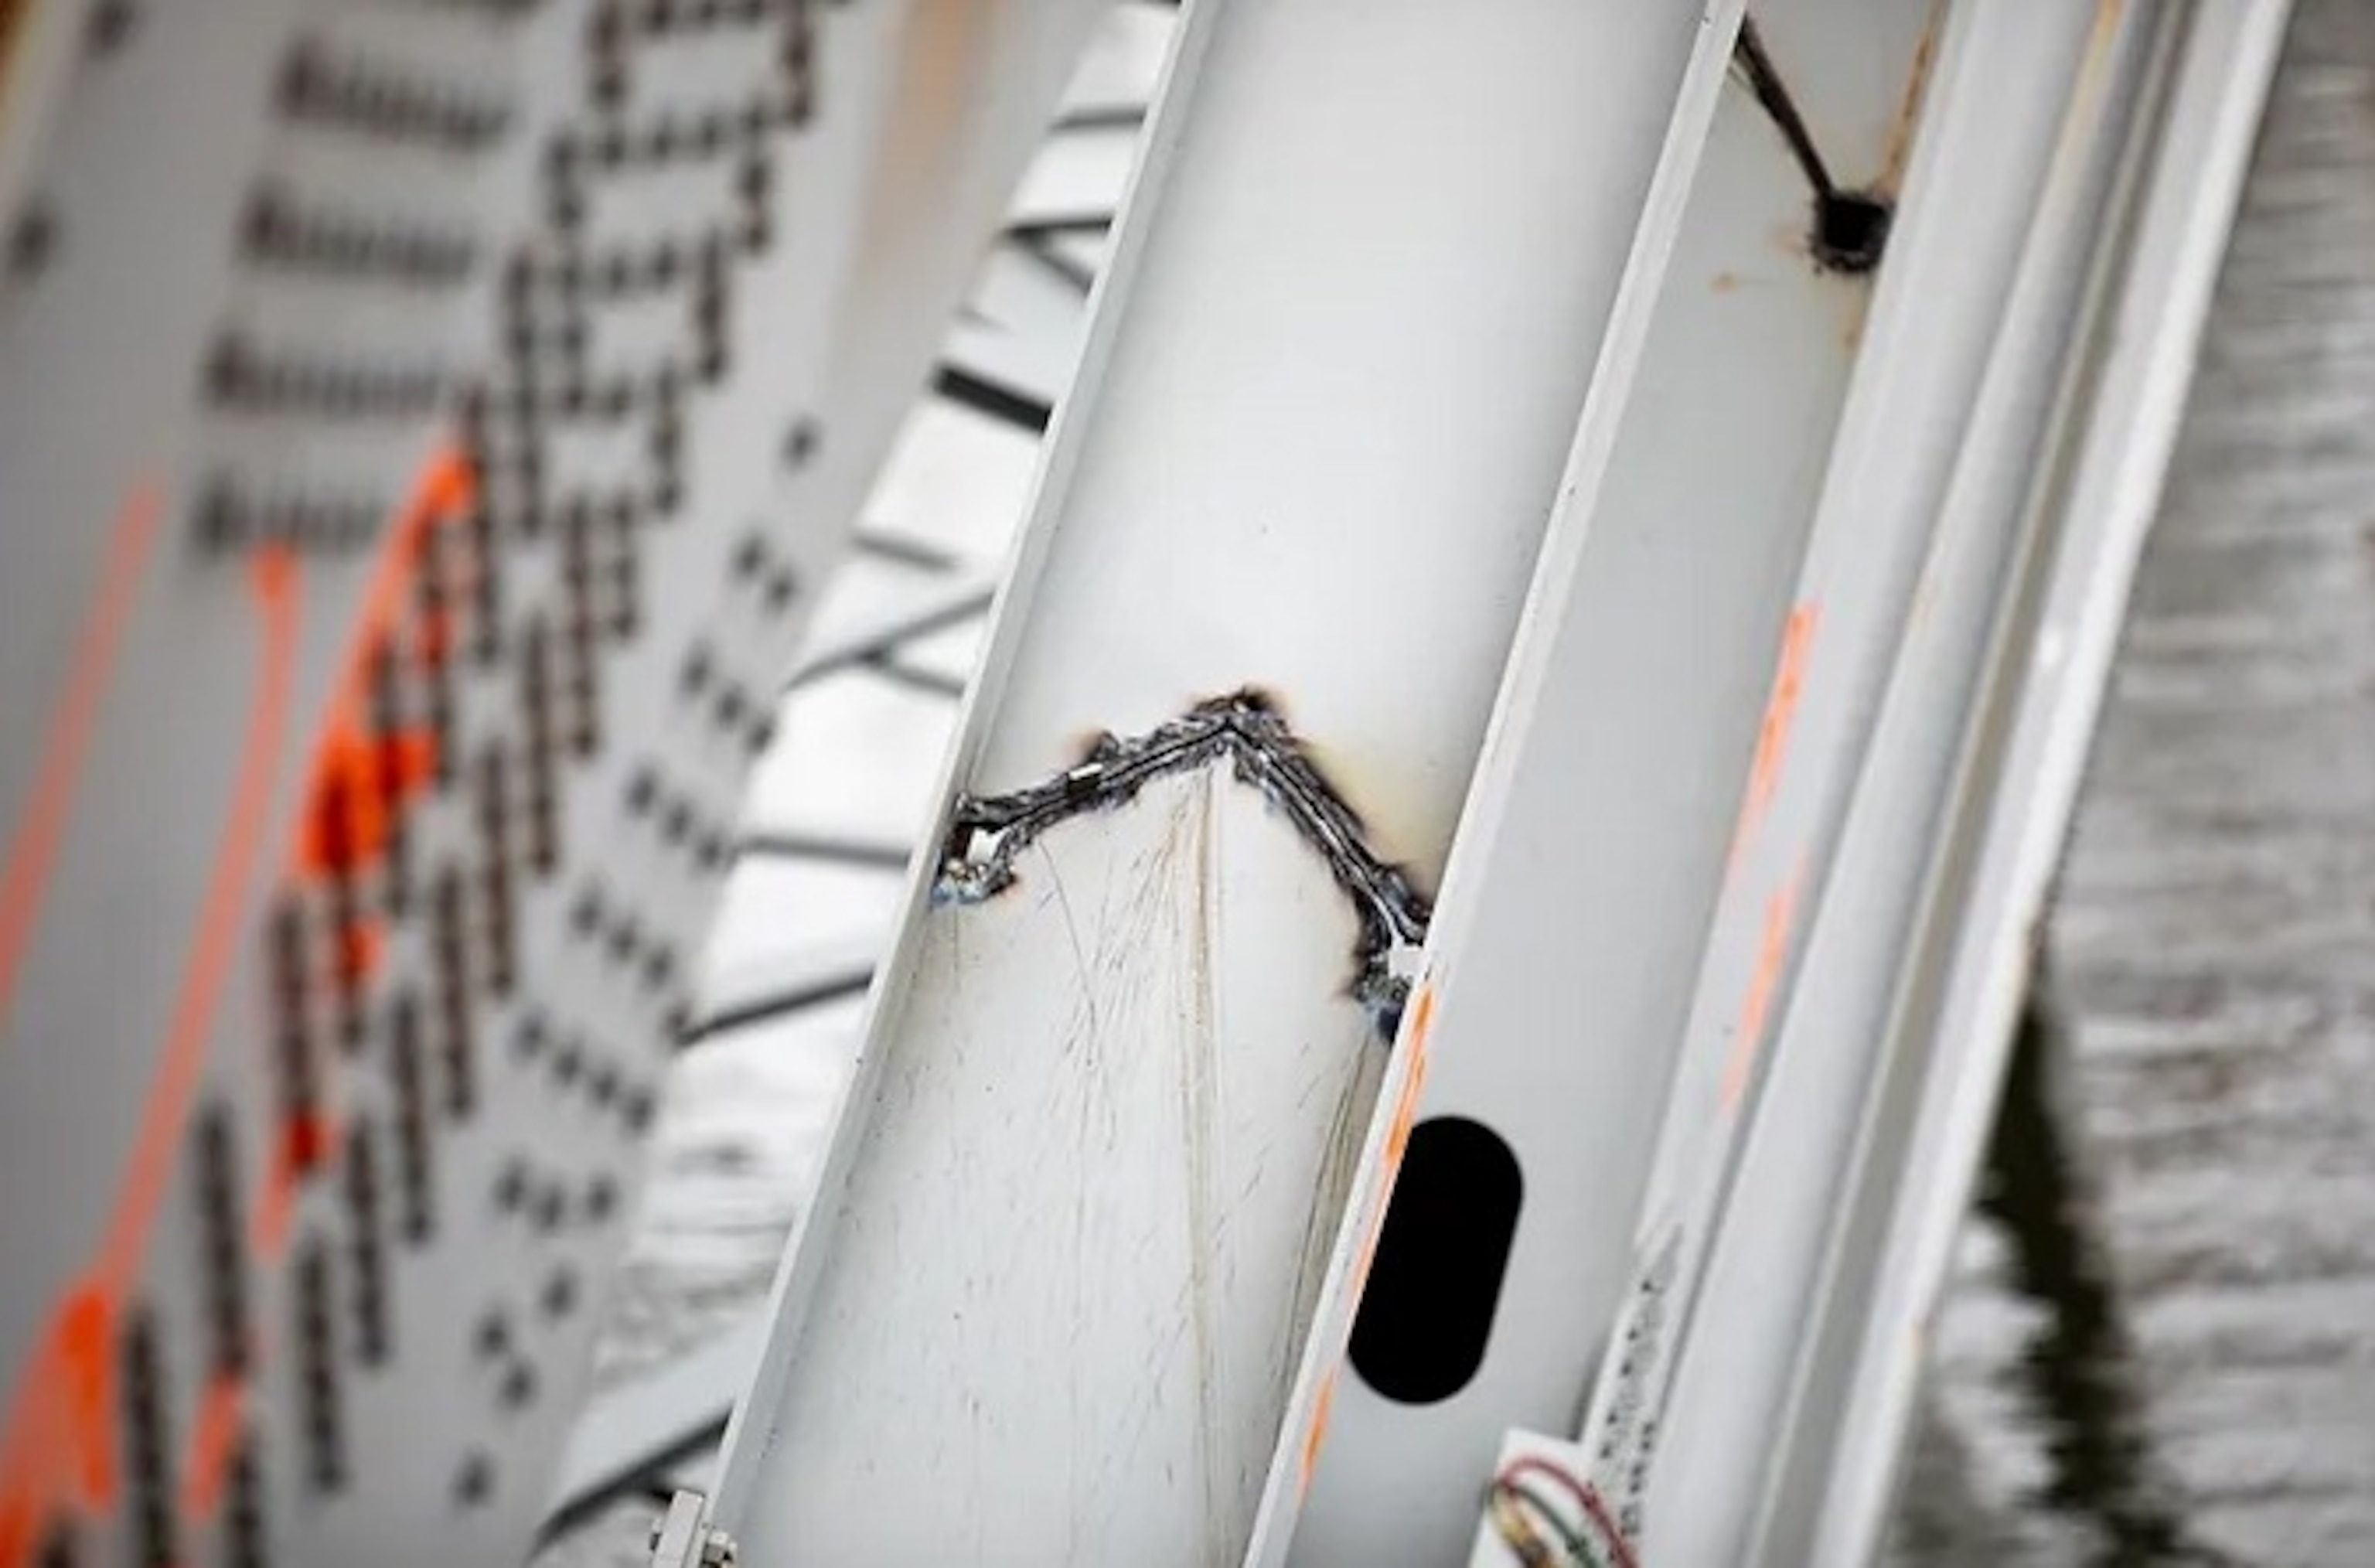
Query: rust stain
1876 0 1953 199
0 0 36 119
1711 271 1743 295
847 0 992 298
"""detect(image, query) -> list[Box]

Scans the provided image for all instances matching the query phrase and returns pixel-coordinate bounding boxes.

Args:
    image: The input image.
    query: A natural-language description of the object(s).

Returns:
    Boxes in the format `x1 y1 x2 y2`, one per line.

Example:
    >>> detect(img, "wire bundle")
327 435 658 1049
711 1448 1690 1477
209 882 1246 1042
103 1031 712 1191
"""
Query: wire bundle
1484 1456 1638 1568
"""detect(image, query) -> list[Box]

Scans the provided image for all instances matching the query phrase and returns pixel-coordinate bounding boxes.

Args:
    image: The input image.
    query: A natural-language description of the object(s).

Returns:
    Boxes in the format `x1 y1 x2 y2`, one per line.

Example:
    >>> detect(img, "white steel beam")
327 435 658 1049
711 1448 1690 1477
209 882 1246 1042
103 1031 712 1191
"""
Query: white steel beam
0 2 1098 1563
1651 3 2182 1559
1760 5 2292 1563
1159 0 2280 1563
712 2 1743 1563
1292 0 1942 1560
1335 0 2285 1562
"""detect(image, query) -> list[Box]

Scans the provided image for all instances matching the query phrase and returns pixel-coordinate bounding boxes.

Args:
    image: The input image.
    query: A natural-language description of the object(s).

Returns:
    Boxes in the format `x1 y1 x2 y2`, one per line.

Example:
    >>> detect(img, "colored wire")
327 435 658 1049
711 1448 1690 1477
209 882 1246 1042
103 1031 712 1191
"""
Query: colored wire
1496 1457 1641 1568
1489 1478 1596 1566
1485 1481 1555 1566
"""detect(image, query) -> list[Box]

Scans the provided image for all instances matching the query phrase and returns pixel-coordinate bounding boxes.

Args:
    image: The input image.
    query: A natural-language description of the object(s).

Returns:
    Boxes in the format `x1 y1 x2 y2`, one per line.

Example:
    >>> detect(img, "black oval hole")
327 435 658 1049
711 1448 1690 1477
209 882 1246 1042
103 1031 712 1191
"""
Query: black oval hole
1348 1116 1523 1405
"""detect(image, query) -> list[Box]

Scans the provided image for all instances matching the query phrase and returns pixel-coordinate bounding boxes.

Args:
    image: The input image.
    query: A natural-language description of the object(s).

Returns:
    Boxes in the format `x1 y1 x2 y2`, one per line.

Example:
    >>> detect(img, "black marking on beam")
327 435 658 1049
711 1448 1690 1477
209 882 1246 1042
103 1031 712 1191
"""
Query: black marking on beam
785 586 996 690
680 965 875 1045
1007 231 1097 296
1732 17 1891 274
936 690 1429 1036
863 650 968 700
1004 212 1114 244
1051 103 1146 135
736 829 911 870
856 526 964 574
933 362 1052 435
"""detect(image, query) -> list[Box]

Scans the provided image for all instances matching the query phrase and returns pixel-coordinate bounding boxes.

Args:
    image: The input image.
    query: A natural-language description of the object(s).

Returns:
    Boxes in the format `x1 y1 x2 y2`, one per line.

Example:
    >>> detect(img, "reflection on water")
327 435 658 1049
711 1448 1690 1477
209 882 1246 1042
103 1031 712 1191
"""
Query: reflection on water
1964 990 2220 1566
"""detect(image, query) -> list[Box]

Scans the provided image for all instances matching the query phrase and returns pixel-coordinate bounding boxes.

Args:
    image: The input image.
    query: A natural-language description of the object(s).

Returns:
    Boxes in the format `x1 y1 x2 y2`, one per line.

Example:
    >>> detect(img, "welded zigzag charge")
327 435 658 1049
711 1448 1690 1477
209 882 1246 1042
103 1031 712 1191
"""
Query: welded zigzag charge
934 691 1430 1038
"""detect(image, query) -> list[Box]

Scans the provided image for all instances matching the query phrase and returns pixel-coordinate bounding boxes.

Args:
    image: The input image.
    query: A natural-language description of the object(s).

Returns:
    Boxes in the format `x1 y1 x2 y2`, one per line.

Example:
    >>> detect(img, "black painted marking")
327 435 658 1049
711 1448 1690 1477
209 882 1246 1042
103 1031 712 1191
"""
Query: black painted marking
35 1520 77 1568
268 899 328 1158
204 332 448 421
277 39 513 151
3 201 57 287
477 746 518 995
118 1308 177 1567
937 690 1430 1032
680 962 872 1044
389 992 436 1242
1348 1117 1523 1404
240 182 480 289
191 477 383 557
453 1449 496 1508
342 1117 392 1367
933 362 1051 434
226 1437 270 1568
520 616 562 874
293 1238 346 1491
193 1103 253 1377
432 864 475 1115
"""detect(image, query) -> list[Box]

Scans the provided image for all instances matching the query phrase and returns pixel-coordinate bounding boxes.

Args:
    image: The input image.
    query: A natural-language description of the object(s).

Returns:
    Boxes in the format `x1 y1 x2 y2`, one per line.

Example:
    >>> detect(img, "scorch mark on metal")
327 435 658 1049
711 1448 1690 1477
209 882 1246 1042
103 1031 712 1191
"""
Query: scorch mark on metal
935 690 1430 1035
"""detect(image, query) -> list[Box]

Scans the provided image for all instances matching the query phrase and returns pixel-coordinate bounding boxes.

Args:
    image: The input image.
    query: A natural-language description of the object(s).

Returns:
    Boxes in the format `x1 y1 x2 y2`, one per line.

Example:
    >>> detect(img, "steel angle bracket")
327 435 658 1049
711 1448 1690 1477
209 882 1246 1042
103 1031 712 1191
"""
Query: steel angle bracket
711 2 1745 1564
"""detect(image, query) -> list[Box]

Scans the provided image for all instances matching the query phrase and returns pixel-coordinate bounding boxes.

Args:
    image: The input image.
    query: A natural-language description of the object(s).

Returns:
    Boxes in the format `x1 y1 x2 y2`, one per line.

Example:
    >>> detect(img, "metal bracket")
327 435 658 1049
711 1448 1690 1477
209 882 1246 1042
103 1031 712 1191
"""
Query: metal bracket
647 1489 739 1567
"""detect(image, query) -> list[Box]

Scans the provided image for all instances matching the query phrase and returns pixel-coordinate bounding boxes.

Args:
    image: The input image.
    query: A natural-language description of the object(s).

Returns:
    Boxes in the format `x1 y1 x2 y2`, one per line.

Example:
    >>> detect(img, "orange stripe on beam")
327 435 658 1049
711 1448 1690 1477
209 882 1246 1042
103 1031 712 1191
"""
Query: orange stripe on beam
0 486 163 1040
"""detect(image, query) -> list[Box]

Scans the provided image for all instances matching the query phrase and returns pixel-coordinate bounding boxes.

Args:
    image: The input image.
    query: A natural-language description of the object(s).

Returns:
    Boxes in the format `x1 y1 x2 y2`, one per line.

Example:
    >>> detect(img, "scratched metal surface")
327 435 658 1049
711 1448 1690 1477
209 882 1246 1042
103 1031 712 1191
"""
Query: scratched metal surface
547 2 2375 1562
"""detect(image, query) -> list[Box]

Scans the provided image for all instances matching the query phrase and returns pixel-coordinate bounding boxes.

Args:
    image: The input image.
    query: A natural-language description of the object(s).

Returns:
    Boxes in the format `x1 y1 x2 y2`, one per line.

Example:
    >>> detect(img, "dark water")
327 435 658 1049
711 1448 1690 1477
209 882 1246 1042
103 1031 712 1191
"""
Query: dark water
1897 5 2375 1562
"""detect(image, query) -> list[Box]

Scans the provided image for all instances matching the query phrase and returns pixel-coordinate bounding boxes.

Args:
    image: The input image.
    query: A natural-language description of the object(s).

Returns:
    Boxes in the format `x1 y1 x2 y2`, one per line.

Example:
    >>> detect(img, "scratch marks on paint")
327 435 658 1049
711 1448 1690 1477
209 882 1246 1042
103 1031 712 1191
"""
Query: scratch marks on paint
1180 769 1222 1563
937 690 1429 1036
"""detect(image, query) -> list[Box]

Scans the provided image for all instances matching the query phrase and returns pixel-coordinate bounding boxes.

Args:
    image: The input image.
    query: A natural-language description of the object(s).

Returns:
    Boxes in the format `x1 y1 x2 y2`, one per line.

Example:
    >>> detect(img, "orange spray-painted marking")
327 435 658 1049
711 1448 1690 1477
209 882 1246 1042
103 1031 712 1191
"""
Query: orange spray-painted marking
252 1113 340 1259
1355 984 1436 1299
294 448 471 885
0 487 163 1041
1299 1369 1339 1497
1301 983 1439 1500
1729 603 1819 872
101 550 298 1290
2 445 470 1565
1720 861 1806 1113
0 547 298 1568
180 1373 245 1522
